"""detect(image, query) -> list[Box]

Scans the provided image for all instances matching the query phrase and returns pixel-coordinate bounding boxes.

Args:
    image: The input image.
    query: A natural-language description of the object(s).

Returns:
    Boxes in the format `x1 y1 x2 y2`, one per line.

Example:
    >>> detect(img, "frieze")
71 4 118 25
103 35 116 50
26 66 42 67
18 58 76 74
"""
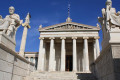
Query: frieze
46 24 92 30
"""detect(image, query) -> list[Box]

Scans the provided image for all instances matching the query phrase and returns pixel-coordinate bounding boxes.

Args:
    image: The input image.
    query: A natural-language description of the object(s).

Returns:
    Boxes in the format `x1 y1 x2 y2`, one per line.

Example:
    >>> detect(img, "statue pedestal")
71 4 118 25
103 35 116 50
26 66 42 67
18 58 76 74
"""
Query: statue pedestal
0 31 16 51
100 27 120 80
102 27 120 49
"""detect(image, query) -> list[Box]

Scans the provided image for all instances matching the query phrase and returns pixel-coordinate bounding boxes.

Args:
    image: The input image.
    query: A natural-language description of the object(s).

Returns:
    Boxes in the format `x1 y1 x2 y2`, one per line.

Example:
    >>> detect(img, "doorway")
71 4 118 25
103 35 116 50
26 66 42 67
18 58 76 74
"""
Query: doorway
66 55 73 71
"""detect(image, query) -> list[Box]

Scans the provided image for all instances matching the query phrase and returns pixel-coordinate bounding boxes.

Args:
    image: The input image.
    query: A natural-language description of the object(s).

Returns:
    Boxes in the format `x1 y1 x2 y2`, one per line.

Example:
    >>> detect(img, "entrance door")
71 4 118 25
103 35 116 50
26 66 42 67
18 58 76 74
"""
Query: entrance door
66 55 73 71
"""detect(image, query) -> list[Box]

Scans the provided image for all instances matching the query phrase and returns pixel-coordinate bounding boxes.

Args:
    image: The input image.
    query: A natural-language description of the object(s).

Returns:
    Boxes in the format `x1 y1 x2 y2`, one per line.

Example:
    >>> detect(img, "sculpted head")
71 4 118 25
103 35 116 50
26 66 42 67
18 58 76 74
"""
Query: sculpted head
106 0 112 9
9 6 15 15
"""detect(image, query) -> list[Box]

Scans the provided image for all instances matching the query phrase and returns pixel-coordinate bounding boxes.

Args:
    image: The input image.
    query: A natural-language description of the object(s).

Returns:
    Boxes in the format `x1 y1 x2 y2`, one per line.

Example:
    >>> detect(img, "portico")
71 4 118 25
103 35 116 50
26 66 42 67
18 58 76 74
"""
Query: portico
37 17 100 72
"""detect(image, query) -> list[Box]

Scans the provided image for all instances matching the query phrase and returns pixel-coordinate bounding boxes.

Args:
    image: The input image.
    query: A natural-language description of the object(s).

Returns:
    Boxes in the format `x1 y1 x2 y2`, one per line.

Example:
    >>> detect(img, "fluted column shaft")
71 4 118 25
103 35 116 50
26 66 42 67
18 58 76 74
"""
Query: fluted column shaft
95 37 100 57
49 37 55 71
83 37 89 72
93 41 97 61
60 37 66 71
72 37 77 72
28 57 30 62
33 57 35 64
37 37 45 71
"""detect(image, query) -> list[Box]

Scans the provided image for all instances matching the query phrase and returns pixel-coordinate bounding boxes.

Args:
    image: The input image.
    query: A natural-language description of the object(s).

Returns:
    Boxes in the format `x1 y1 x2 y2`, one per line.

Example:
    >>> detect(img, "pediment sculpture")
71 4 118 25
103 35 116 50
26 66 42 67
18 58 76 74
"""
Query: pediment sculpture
39 22 98 31
0 6 23 40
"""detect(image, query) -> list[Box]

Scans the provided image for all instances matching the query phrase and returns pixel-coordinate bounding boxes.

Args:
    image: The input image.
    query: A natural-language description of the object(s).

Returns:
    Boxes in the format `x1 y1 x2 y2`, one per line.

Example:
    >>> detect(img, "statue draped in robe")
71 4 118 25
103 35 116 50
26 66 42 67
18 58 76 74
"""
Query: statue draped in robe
0 6 23 40
99 0 120 32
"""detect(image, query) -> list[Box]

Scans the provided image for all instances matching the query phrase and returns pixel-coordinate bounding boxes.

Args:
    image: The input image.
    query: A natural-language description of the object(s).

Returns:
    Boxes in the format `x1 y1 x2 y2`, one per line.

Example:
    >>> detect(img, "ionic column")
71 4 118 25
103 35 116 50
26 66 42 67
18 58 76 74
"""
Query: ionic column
33 57 36 64
33 57 36 70
37 37 45 71
49 37 55 71
83 37 89 72
72 37 77 72
28 57 30 62
93 41 97 61
60 37 66 71
94 37 100 57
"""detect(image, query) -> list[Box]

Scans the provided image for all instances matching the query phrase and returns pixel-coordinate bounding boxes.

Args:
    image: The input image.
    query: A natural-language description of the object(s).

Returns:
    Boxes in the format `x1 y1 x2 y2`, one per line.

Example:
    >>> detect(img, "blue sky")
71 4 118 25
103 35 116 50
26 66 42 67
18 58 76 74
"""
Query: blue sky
0 0 120 52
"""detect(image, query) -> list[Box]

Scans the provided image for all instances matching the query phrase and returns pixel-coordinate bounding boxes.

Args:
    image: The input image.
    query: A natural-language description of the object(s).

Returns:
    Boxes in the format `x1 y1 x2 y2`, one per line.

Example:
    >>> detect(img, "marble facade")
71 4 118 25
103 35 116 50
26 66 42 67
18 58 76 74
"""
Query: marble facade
37 17 100 72
1 0 120 80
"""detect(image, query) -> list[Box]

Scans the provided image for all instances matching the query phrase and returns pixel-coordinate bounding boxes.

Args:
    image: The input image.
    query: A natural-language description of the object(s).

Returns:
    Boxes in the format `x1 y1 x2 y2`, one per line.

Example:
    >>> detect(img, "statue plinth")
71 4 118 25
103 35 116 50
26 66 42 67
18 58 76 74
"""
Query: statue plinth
101 27 120 49
0 30 16 51
98 0 120 50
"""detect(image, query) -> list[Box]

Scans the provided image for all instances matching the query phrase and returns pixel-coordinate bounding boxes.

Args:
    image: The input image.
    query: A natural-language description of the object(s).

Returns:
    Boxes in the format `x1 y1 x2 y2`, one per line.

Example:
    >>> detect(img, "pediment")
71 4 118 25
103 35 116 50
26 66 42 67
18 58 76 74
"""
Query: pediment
39 22 100 32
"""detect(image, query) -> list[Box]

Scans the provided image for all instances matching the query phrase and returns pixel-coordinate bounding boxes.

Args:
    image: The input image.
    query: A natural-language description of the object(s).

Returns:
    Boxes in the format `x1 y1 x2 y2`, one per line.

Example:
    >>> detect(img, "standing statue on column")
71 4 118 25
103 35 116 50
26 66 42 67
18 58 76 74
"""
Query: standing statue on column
0 6 23 40
98 0 120 32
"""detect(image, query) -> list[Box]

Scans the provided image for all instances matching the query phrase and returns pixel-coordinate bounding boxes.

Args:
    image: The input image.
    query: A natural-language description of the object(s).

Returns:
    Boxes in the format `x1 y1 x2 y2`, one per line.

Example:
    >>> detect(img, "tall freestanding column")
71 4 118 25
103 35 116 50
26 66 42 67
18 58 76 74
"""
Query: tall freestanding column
49 37 56 71
37 37 45 71
83 37 89 72
95 37 100 57
19 13 31 57
60 37 66 71
72 37 77 72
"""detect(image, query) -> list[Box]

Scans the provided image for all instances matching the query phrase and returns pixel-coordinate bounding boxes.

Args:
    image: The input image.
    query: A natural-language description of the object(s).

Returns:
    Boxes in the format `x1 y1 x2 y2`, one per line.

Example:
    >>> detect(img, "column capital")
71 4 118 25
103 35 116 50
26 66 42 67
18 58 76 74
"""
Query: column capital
39 37 44 40
72 37 77 39
49 37 55 40
83 37 89 39
60 37 66 39
94 36 100 39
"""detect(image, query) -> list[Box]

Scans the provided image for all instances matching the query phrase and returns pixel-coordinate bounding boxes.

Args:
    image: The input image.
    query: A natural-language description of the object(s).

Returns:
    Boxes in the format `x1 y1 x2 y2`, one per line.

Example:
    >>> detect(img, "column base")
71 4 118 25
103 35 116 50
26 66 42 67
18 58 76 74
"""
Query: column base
83 70 91 73
72 70 77 72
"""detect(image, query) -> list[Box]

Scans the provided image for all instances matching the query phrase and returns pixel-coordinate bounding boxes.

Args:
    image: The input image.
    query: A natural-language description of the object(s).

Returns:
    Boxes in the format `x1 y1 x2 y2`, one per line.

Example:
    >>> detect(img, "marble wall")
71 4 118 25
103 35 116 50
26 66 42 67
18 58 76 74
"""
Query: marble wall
111 46 120 80
0 44 34 80
91 45 117 80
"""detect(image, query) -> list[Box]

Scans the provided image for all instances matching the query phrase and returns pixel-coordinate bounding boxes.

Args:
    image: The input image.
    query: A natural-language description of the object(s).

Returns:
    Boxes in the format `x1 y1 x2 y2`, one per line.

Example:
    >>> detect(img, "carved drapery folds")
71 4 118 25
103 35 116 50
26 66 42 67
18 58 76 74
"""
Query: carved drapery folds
98 0 120 32
0 6 23 40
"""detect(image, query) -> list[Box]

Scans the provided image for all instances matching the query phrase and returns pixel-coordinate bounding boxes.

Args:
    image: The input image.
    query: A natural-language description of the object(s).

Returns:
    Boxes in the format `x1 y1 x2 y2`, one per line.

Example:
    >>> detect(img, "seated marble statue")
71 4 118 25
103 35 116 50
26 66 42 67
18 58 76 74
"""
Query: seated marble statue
0 6 22 39
99 2 120 32
109 8 120 26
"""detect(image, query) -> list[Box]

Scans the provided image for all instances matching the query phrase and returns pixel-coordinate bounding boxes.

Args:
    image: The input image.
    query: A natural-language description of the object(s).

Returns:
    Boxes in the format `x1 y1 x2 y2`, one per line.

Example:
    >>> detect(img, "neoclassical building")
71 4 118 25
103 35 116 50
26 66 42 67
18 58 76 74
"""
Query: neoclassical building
37 17 100 72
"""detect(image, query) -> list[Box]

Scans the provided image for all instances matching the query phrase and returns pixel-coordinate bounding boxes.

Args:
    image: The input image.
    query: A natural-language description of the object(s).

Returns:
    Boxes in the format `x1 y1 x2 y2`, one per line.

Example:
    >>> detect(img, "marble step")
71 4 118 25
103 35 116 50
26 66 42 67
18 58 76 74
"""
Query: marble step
24 77 78 80
24 71 97 80
30 71 77 77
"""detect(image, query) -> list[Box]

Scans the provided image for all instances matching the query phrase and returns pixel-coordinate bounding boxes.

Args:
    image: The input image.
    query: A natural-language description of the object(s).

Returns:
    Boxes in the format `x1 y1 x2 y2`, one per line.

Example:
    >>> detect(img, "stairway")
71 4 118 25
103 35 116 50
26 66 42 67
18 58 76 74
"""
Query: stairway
77 73 97 80
24 71 97 80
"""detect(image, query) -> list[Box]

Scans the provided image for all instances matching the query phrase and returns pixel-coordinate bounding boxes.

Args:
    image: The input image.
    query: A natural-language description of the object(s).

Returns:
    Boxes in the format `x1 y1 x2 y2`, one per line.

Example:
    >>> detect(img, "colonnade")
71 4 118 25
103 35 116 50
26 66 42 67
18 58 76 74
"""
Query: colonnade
37 37 100 72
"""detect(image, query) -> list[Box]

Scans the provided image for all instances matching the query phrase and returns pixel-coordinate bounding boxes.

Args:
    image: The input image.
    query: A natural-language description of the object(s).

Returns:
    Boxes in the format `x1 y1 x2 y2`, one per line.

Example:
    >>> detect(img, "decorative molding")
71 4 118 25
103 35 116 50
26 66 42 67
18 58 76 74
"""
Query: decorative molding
83 37 89 39
46 24 92 30
39 37 44 40
39 22 100 31
94 36 100 39
49 37 55 40
72 37 77 39
60 37 66 39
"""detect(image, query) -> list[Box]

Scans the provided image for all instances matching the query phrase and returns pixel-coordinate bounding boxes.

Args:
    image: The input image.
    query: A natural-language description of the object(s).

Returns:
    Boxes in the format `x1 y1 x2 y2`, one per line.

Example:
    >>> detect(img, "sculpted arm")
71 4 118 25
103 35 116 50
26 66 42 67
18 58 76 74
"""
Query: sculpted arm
10 14 20 22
